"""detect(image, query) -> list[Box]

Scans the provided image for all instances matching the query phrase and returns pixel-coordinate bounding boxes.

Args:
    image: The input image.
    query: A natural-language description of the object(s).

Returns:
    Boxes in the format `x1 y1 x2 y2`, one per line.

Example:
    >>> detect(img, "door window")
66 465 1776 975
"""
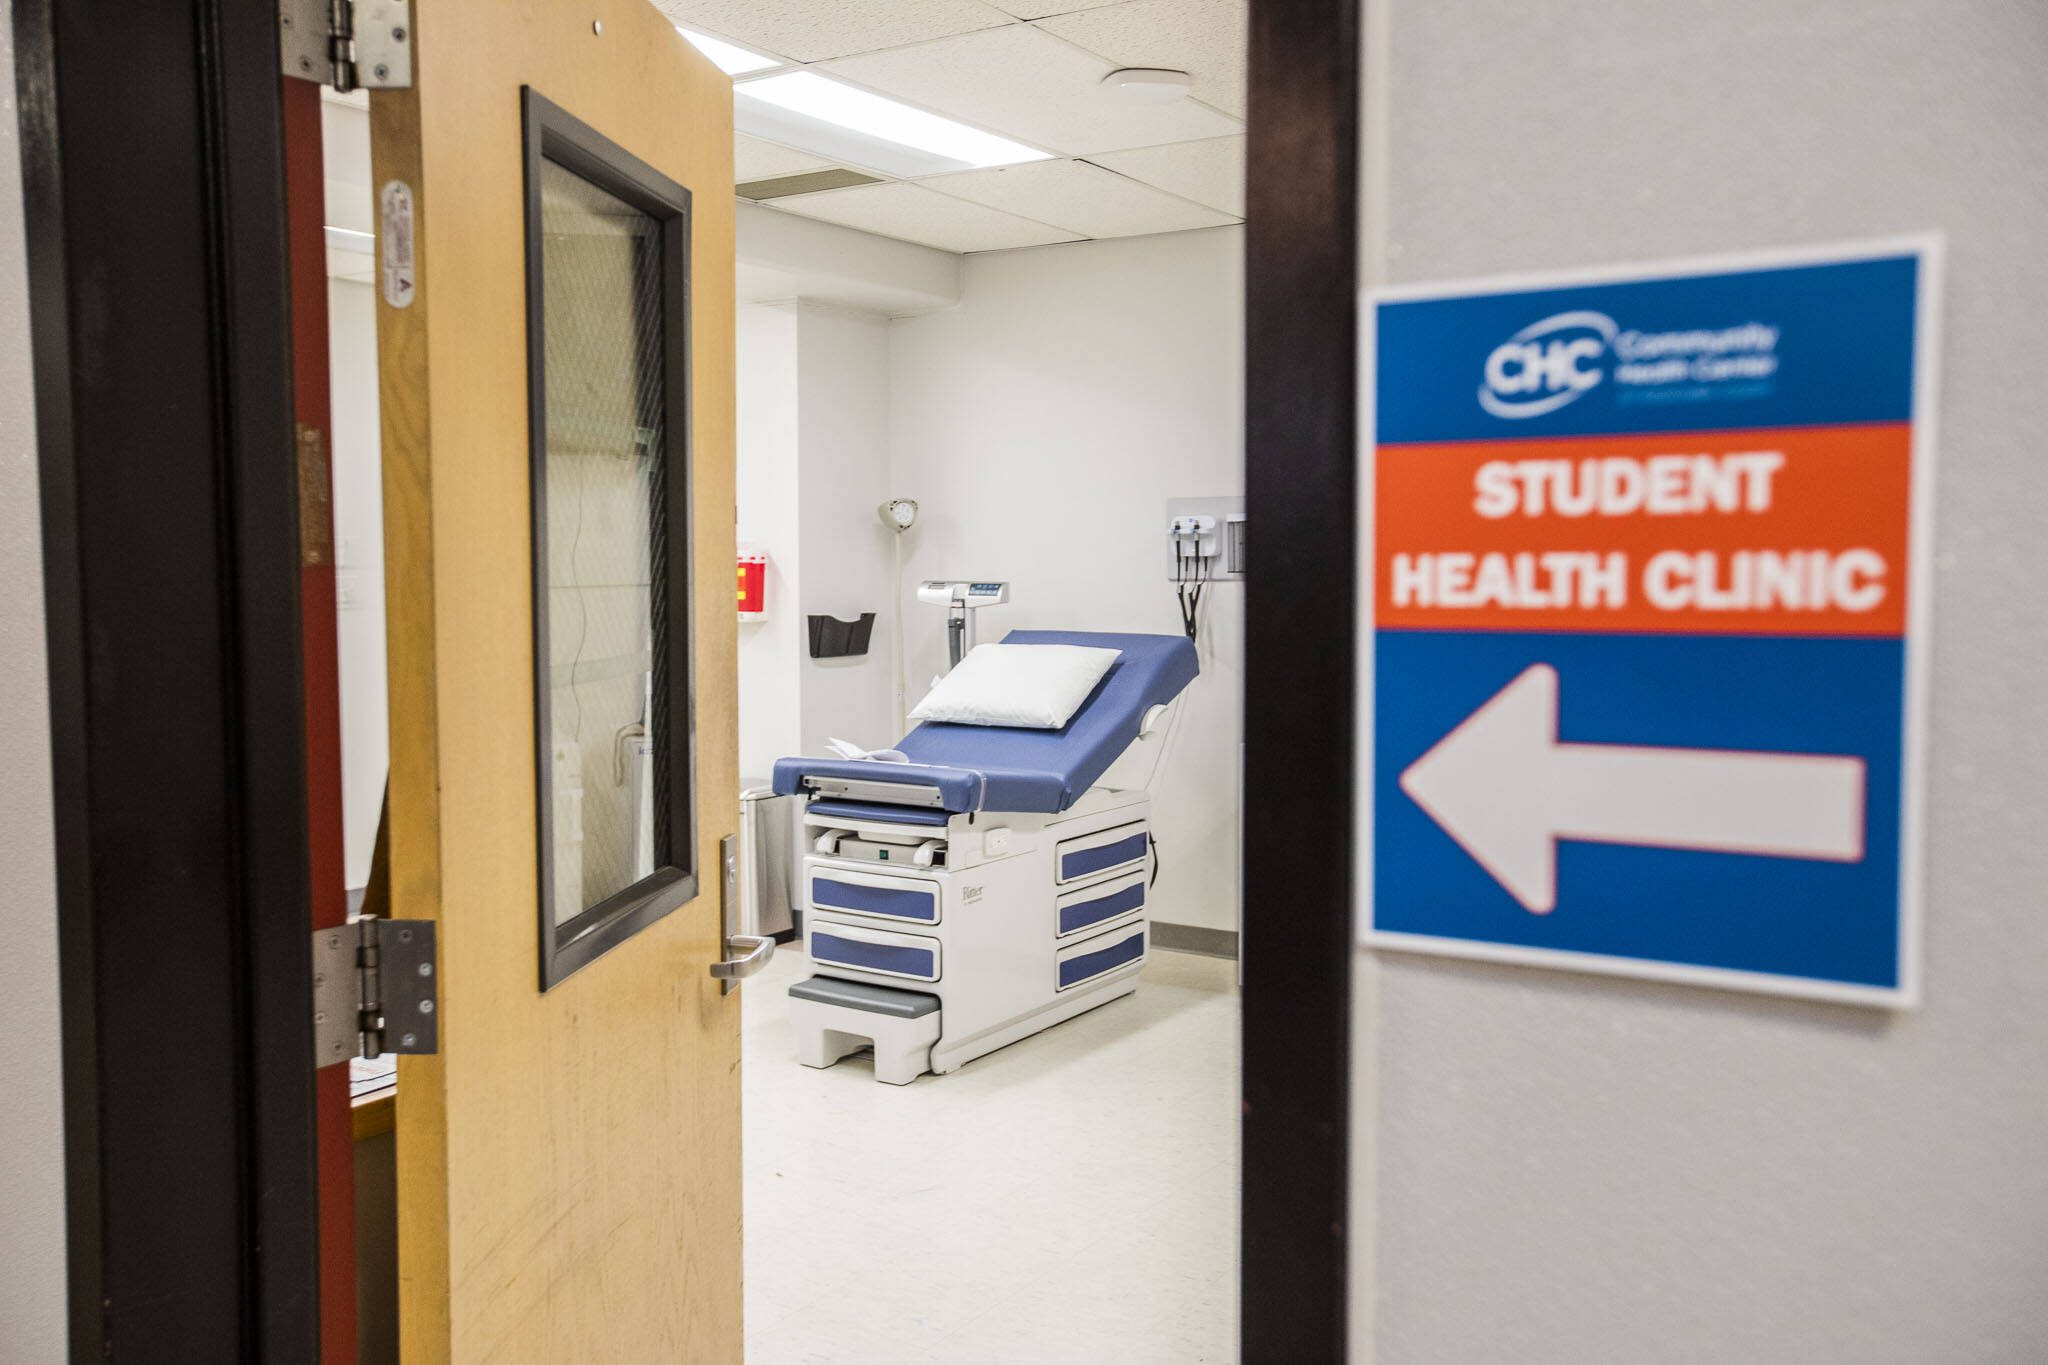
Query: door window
524 89 697 988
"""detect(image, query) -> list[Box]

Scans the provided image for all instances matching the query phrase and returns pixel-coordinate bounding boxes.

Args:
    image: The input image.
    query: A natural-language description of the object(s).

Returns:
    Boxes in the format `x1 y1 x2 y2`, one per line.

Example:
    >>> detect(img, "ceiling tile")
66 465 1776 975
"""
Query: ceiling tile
1088 134 1244 216
735 133 836 182
654 0 1010 63
818 24 1239 158
769 182 1083 253
1036 0 1247 119
983 0 1123 17
926 158 1234 238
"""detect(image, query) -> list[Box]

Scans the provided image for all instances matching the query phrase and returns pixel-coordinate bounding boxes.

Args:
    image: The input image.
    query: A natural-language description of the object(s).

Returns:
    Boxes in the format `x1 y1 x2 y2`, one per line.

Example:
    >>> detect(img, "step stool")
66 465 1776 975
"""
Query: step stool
788 975 941 1086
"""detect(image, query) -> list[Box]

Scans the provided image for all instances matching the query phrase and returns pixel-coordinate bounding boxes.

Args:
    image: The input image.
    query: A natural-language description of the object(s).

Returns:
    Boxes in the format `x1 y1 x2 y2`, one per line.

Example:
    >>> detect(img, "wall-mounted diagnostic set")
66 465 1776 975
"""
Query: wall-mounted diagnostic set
1165 496 1245 643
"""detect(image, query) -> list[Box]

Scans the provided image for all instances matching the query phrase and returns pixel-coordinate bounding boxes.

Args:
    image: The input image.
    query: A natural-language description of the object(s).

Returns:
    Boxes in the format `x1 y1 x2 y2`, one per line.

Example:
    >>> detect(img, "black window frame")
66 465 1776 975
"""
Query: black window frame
521 87 699 991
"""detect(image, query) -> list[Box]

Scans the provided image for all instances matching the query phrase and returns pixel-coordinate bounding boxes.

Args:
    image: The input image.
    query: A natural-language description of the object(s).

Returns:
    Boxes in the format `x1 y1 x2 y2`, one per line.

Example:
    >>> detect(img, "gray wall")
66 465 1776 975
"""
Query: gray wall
1357 2 2048 1361
0 0 70 1357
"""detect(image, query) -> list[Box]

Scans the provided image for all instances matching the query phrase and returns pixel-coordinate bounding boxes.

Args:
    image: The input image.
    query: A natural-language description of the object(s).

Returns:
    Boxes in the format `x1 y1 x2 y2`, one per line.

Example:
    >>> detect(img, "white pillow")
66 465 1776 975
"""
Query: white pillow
909 643 1121 730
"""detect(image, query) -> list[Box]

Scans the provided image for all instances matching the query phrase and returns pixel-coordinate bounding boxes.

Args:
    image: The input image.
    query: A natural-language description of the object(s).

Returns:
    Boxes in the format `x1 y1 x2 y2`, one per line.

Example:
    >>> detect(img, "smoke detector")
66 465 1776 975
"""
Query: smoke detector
1100 68 1193 104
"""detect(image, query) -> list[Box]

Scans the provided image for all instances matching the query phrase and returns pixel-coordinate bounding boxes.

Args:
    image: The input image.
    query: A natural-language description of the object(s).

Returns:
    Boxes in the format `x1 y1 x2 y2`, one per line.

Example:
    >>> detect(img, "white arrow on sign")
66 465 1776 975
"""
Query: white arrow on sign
1399 664 1866 914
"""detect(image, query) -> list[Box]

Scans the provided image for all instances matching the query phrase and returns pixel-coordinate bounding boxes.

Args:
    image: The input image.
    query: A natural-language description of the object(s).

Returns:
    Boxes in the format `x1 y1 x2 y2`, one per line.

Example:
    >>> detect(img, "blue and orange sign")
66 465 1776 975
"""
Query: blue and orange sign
1364 241 1939 1005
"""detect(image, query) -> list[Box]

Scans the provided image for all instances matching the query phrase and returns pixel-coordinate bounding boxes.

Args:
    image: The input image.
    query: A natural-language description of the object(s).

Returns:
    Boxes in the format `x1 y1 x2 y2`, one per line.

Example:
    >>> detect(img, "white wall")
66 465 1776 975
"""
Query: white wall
322 94 387 890
735 302 902 779
793 305 898 758
1356 3 2048 1360
330 278 388 888
737 200 960 318
0 0 70 1353
737 302 803 782
890 228 1245 933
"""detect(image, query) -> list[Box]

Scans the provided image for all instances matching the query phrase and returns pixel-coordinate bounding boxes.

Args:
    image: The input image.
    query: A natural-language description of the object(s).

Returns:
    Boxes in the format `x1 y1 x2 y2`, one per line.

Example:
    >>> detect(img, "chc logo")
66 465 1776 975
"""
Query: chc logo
1479 310 1618 419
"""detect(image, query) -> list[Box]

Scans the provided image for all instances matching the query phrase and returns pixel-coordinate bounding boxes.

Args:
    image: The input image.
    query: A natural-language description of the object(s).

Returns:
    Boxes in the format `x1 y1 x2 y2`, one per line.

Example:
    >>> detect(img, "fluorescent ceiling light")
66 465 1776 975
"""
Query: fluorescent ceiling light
735 71 1050 177
679 27 780 77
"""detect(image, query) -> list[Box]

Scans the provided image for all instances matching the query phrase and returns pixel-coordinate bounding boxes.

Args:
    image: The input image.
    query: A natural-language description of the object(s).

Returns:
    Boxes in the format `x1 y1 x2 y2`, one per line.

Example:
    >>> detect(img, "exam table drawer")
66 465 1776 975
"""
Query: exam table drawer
1054 869 1146 938
1054 922 1147 991
808 868 941 926
1054 821 1149 885
807 919 942 983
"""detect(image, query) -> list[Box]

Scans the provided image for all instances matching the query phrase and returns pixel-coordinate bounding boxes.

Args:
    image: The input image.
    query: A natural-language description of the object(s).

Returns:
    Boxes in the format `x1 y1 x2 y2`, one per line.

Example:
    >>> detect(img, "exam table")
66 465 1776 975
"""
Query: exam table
771 630 1199 1082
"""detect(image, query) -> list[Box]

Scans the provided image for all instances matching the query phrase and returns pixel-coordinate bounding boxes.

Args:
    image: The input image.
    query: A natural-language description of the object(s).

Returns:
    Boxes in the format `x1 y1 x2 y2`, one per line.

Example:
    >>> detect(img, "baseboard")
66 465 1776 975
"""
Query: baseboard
1149 920 1239 960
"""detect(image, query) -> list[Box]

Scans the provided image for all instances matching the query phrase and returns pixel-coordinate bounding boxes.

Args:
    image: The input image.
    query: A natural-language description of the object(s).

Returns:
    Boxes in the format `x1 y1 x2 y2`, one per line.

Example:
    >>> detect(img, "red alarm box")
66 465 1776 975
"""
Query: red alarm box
737 552 768 621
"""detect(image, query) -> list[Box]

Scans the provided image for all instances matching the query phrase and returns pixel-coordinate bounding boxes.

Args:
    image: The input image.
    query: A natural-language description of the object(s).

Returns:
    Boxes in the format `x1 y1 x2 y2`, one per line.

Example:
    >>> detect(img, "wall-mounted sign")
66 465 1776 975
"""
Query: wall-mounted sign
1361 239 1940 1006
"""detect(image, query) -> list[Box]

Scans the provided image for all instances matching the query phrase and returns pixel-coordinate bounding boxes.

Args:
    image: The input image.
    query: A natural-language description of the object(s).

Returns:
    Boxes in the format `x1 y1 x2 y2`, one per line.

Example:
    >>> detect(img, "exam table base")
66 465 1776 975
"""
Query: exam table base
790 786 1155 1084
928 972 1139 1076
789 972 1139 1084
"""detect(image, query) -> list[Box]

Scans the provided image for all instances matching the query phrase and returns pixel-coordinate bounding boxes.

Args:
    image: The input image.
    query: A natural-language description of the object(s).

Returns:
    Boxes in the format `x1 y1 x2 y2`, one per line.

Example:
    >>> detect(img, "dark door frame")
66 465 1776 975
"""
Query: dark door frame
1242 0 1362 1358
16 0 320 1357
17 0 1365 1358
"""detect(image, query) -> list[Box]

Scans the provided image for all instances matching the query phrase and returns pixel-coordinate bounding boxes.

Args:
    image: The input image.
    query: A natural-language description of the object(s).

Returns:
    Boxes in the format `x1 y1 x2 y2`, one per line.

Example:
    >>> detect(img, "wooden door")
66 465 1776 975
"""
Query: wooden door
369 4 741 1359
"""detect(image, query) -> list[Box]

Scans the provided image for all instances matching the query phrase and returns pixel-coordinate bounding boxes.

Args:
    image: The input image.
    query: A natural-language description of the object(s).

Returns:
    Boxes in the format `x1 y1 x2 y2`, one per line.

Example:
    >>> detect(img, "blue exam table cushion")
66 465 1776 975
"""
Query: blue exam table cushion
770 630 1198 815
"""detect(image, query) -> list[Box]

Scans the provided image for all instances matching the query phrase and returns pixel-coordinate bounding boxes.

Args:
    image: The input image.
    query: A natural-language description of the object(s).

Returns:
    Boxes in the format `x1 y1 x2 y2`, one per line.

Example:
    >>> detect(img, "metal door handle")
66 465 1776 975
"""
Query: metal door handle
710 933 774 989
710 831 770 993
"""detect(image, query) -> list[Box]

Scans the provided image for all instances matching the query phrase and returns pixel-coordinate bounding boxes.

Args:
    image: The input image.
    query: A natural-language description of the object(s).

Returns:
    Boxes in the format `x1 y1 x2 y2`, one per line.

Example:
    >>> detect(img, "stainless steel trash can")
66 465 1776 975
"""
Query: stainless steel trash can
739 783 800 939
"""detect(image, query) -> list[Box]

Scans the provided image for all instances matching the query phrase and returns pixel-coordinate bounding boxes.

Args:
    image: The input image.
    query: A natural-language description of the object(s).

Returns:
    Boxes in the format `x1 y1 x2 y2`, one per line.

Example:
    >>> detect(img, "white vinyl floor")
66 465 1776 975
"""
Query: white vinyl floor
742 942 1241 1364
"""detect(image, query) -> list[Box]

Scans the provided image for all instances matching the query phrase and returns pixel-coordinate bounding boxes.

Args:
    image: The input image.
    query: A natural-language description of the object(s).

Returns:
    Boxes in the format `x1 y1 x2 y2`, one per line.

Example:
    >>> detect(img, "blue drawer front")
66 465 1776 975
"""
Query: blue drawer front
812 930 936 980
1057 929 1146 990
1061 831 1148 881
813 876 938 923
1058 880 1146 936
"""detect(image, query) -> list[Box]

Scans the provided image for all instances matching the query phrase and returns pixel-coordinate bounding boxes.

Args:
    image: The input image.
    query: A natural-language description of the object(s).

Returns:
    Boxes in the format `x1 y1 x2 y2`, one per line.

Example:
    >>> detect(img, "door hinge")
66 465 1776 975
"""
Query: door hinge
312 918 438 1068
280 0 414 93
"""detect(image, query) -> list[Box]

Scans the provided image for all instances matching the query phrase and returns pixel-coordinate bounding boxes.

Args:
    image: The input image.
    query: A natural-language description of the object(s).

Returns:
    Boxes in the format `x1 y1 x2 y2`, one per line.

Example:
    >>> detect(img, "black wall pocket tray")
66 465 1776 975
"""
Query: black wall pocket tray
808 612 876 659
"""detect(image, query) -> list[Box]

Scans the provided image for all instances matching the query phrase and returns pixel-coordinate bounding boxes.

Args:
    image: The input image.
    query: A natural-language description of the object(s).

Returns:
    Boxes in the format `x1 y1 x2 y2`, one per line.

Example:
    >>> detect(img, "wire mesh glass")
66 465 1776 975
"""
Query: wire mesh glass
538 155 671 925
